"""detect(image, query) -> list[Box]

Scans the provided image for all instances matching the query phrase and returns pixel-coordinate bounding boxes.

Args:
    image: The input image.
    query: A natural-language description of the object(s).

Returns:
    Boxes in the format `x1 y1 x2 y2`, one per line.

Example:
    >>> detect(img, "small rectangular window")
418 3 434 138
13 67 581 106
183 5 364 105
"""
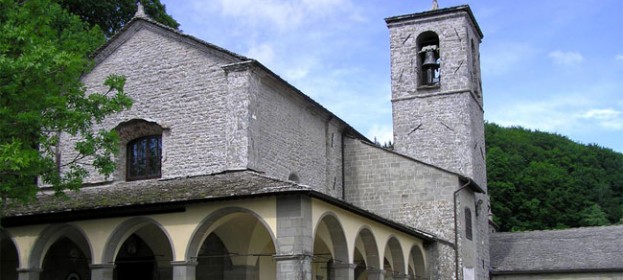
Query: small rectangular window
465 207 473 240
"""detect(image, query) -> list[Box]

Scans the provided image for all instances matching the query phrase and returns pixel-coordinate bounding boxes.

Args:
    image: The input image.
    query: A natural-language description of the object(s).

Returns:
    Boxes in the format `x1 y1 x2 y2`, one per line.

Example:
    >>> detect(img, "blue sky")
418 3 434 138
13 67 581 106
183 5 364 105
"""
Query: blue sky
160 0 623 152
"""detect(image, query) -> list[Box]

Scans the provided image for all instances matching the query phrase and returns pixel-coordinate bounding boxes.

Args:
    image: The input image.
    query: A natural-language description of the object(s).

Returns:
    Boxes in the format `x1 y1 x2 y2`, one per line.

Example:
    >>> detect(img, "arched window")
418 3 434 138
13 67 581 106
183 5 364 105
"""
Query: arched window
114 119 164 181
417 31 440 86
465 207 473 241
126 135 162 181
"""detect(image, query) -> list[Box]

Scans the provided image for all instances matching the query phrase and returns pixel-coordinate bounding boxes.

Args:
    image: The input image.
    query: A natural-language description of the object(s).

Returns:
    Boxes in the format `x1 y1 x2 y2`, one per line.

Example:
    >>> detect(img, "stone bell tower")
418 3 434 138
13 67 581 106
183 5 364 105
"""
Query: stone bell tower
387 5 486 189
386 5 490 280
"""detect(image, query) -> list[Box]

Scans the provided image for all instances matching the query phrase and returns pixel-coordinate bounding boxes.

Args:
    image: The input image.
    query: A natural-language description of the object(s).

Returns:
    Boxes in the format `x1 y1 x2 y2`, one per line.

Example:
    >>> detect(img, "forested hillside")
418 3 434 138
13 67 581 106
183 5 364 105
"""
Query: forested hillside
486 122 623 232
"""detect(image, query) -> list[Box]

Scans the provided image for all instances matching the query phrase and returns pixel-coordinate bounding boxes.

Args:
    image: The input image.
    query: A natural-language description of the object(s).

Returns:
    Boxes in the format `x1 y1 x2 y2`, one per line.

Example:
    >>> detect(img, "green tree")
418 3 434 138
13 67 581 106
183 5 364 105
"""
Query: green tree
59 0 179 37
485 122 623 231
0 0 132 209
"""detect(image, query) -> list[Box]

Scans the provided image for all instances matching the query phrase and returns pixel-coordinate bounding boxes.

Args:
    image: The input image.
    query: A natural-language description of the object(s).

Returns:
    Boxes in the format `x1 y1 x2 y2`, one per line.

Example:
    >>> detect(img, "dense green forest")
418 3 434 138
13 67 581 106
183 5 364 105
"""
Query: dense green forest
485 122 623 231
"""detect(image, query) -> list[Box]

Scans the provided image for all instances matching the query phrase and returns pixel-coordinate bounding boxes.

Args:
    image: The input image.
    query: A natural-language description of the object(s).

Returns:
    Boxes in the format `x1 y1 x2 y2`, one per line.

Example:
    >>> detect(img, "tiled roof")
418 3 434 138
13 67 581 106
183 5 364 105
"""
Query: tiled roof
2 170 435 241
490 226 623 274
3 170 306 218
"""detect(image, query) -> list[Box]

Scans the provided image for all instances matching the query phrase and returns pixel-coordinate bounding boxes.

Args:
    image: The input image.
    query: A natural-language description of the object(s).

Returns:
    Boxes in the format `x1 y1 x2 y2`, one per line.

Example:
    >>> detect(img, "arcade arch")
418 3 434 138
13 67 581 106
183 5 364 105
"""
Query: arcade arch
103 217 174 280
188 207 277 280
1 230 18 280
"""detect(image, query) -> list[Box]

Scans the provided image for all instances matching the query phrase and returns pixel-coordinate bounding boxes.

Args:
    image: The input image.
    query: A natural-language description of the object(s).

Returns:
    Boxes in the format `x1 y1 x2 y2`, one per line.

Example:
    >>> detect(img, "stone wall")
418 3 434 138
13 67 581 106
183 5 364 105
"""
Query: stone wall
249 68 344 197
61 20 344 197
61 22 244 183
343 137 464 278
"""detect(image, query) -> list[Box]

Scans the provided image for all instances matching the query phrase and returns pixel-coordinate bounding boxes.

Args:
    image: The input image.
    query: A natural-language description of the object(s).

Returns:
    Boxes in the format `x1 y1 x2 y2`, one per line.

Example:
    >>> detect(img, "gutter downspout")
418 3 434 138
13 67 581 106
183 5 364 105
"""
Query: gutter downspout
454 179 471 280
341 133 346 200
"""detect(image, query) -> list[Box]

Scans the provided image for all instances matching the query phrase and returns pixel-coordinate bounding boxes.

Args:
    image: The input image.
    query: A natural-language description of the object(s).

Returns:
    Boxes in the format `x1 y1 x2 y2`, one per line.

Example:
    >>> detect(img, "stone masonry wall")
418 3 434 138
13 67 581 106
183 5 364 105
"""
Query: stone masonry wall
343 137 462 278
250 73 343 197
61 22 243 183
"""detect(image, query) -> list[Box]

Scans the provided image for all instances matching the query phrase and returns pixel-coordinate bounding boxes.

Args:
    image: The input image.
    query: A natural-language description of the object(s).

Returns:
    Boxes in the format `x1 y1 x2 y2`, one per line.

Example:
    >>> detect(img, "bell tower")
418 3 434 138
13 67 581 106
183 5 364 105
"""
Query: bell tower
386 5 490 280
387 5 486 188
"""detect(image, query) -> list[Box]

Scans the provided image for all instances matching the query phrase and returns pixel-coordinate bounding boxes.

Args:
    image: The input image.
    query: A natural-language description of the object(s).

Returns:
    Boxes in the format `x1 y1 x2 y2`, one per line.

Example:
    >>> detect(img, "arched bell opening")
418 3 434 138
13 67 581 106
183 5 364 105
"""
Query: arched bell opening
193 212 276 280
416 31 441 86
1 233 19 280
41 237 90 280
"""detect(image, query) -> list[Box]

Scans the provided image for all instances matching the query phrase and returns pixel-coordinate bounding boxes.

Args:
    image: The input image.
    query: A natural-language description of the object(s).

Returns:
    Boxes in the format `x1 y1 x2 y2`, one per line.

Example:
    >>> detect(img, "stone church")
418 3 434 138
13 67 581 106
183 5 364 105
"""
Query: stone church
1 4 621 280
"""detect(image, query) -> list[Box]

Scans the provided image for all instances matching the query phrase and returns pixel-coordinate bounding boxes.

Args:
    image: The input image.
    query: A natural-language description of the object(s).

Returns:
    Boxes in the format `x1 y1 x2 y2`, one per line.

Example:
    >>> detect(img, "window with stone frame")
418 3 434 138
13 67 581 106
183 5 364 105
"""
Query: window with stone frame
465 207 473 241
114 119 164 181
126 135 161 181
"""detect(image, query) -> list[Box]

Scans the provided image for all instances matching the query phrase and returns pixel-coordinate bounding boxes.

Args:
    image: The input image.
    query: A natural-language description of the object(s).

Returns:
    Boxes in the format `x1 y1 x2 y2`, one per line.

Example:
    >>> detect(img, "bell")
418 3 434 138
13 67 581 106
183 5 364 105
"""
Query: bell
422 50 439 67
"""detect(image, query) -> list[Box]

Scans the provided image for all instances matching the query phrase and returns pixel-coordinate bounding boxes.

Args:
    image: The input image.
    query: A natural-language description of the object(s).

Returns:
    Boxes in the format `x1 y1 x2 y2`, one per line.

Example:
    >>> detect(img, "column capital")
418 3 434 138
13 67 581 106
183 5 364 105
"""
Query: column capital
331 263 358 270
89 263 115 269
273 253 313 261
170 260 198 267
16 268 43 273
366 268 386 280
90 264 115 280
17 268 42 280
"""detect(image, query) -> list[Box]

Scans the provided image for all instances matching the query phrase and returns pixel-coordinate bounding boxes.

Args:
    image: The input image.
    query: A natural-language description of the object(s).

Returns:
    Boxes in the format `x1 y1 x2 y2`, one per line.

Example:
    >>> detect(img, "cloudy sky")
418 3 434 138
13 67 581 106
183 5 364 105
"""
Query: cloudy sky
160 0 623 152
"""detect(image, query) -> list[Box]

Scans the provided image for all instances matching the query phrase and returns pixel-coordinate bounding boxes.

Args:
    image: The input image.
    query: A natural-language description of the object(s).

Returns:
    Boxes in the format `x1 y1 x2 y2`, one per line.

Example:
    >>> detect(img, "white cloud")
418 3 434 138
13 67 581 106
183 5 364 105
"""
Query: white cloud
579 108 623 130
548 50 583 66
213 0 355 32
246 43 275 65
616 54 623 61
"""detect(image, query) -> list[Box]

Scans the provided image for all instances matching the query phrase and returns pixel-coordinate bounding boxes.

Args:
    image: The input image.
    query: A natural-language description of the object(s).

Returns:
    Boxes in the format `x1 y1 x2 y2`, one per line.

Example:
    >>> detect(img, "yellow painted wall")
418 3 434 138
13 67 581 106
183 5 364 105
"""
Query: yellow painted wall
5 197 276 268
311 198 427 276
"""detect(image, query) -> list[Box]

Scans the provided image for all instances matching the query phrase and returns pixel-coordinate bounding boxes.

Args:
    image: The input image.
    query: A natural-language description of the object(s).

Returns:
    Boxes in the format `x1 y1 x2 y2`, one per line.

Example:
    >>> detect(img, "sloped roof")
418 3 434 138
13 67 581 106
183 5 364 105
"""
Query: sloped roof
91 14 370 143
2 170 434 241
352 138 485 193
490 226 623 274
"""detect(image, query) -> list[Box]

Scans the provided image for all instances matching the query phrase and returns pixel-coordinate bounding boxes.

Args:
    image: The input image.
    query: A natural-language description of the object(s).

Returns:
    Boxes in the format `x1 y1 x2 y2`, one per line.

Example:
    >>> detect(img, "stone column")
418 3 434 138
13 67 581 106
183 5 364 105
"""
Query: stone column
17 268 41 280
275 195 314 280
367 268 385 280
90 264 114 280
274 254 313 280
331 263 356 280
171 261 197 280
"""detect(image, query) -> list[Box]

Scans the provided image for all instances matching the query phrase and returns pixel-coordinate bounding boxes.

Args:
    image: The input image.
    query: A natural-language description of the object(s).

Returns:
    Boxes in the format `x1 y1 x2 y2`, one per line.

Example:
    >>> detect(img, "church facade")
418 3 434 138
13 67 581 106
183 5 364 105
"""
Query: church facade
4 4 619 280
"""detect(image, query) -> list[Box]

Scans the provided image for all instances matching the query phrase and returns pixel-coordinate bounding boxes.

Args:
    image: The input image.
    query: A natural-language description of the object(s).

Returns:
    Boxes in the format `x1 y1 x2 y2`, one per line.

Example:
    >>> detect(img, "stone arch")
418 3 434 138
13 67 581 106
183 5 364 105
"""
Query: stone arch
29 224 92 269
187 207 277 280
101 217 174 265
312 212 349 279
313 212 349 264
186 207 277 260
408 245 427 279
1 229 19 280
383 236 406 278
416 30 441 86
113 119 166 181
354 226 381 279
